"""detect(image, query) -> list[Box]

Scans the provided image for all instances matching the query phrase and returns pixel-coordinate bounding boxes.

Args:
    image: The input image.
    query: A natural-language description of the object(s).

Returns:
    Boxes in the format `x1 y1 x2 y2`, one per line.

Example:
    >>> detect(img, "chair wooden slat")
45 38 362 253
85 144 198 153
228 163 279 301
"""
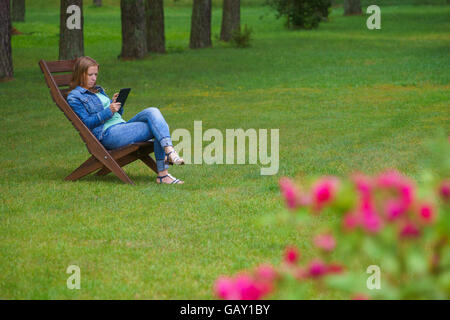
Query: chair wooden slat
46 59 76 73
53 73 73 87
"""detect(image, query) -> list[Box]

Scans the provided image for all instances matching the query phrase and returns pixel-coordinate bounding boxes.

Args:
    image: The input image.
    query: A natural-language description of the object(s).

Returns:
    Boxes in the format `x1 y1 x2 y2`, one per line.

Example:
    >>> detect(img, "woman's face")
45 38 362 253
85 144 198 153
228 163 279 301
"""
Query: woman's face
84 65 98 89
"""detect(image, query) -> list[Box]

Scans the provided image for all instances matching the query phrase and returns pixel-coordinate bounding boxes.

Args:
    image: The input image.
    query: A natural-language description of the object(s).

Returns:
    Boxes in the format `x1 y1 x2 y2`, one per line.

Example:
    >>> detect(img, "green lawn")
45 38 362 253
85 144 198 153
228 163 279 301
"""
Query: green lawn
0 0 449 299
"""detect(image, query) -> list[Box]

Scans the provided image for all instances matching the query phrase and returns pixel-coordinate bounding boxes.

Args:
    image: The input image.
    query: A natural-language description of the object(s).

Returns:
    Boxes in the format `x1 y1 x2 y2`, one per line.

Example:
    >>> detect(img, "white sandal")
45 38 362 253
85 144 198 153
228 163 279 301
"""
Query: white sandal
165 150 185 166
156 173 184 184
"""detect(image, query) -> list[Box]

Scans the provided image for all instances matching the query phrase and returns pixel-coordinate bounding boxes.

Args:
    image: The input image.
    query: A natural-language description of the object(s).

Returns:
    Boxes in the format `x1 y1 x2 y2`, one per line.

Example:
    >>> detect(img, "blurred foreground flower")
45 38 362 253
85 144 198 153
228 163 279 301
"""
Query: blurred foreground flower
214 265 278 300
214 135 449 299
215 169 449 300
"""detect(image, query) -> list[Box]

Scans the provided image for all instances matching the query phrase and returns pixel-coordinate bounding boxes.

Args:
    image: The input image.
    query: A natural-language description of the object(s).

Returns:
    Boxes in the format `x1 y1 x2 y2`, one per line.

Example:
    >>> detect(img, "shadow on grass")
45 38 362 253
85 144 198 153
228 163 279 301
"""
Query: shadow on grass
39 166 156 185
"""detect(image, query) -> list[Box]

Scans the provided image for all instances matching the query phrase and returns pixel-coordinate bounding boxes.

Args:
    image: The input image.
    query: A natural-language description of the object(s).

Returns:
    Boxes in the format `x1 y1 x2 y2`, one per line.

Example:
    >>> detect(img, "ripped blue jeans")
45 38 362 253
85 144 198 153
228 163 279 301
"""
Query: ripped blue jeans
100 107 172 172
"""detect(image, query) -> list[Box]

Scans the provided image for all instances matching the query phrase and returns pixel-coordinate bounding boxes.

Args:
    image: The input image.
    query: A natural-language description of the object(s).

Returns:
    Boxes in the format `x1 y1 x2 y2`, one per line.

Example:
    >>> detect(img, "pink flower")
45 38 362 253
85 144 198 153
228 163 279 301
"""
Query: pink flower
399 221 421 238
214 276 236 300
254 264 278 283
308 259 328 278
352 173 373 197
342 212 359 231
279 177 305 210
377 170 415 212
215 273 272 300
384 199 408 220
253 265 277 297
284 246 300 265
418 203 435 224
350 176 383 233
351 293 371 300
311 176 339 210
256 281 273 298
439 180 450 202
314 233 336 252
399 183 414 207
361 203 382 234
376 170 405 189
234 274 265 300
327 263 345 274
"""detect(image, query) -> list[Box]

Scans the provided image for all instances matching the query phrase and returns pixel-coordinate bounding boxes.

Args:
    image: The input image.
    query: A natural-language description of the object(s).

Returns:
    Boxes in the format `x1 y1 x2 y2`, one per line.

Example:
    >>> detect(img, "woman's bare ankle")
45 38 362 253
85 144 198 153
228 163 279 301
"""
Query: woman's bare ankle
158 170 168 176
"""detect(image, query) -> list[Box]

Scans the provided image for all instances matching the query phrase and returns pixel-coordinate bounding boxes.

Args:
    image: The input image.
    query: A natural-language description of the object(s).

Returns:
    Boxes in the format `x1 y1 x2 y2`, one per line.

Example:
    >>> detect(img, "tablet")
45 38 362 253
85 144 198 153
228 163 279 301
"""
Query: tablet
116 88 131 108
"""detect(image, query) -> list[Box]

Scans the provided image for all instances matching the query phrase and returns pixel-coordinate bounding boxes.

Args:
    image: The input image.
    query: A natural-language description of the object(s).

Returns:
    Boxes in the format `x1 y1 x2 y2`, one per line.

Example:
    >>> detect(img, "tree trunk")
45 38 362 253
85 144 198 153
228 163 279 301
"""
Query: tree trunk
11 0 25 22
0 0 13 80
120 0 147 59
220 0 240 42
190 0 211 49
344 0 362 16
93 0 102 6
145 0 165 53
59 0 84 60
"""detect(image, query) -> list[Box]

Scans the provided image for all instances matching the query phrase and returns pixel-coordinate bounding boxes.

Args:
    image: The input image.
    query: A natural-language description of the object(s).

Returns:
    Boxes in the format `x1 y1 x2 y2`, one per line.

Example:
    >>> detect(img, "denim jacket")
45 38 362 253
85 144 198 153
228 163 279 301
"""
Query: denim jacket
67 85 124 141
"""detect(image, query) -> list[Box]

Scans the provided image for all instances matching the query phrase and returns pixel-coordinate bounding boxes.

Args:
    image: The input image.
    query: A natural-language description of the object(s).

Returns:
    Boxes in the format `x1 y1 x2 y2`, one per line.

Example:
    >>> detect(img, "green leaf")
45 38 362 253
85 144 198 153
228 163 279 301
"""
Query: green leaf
405 248 428 274
325 273 368 293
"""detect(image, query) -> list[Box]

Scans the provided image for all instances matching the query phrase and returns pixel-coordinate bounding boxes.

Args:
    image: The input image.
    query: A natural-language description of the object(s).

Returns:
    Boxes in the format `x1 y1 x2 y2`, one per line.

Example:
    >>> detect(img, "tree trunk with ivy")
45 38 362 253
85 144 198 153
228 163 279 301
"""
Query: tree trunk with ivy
0 0 13 80
11 0 25 22
145 0 165 53
344 0 362 16
190 0 211 49
120 0 147 59
59 0 84 60
220 0 240 42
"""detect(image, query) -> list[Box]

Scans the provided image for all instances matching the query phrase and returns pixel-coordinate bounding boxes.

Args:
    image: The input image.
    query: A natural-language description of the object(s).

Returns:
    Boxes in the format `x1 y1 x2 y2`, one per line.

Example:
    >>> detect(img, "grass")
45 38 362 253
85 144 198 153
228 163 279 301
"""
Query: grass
0 0 449 299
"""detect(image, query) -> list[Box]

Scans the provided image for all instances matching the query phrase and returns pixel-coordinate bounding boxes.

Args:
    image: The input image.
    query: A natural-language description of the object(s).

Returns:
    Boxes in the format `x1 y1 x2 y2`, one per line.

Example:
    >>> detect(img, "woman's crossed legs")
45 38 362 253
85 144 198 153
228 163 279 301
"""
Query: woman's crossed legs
100 107 184 184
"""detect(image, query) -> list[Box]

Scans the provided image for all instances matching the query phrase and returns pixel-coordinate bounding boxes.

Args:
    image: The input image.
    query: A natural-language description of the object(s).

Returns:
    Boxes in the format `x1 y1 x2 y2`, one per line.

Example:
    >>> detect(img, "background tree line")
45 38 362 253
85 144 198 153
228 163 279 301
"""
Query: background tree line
5 0 440 81
58 0 241 59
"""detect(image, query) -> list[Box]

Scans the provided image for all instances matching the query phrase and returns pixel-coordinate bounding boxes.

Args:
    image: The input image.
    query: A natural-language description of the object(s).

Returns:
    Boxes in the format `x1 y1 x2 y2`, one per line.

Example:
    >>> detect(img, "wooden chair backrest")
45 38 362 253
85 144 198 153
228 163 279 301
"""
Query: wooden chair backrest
38 59 108 156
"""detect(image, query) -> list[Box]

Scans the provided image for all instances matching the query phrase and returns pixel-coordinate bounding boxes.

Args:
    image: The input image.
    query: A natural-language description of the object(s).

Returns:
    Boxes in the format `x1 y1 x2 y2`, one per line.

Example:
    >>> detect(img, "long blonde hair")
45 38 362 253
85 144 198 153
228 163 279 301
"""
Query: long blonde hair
69 56 99 92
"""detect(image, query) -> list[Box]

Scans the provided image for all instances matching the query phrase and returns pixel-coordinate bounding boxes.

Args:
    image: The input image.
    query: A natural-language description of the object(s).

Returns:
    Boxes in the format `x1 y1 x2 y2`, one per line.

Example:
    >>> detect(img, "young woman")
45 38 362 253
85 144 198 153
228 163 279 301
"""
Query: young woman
67 56 185 184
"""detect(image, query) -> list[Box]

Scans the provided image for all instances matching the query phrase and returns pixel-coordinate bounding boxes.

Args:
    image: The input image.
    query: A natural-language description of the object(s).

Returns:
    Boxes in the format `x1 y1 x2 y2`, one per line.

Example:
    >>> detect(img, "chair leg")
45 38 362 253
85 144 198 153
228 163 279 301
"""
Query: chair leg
65 156 103 181
66 154 134 184
96 152 139 176
67 143 156 184
139 154 158 174
97 152 158 176
99 155 135 185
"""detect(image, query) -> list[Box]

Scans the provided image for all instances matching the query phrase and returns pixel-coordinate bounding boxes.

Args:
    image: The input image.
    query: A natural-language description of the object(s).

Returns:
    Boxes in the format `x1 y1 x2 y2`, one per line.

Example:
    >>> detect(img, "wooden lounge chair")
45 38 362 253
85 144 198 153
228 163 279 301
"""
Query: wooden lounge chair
38 59 158 185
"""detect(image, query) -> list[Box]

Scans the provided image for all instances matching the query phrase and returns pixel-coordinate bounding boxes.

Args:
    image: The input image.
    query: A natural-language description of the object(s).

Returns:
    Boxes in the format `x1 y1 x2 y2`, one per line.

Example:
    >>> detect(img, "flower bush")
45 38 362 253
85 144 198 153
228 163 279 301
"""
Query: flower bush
214 136 450 300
